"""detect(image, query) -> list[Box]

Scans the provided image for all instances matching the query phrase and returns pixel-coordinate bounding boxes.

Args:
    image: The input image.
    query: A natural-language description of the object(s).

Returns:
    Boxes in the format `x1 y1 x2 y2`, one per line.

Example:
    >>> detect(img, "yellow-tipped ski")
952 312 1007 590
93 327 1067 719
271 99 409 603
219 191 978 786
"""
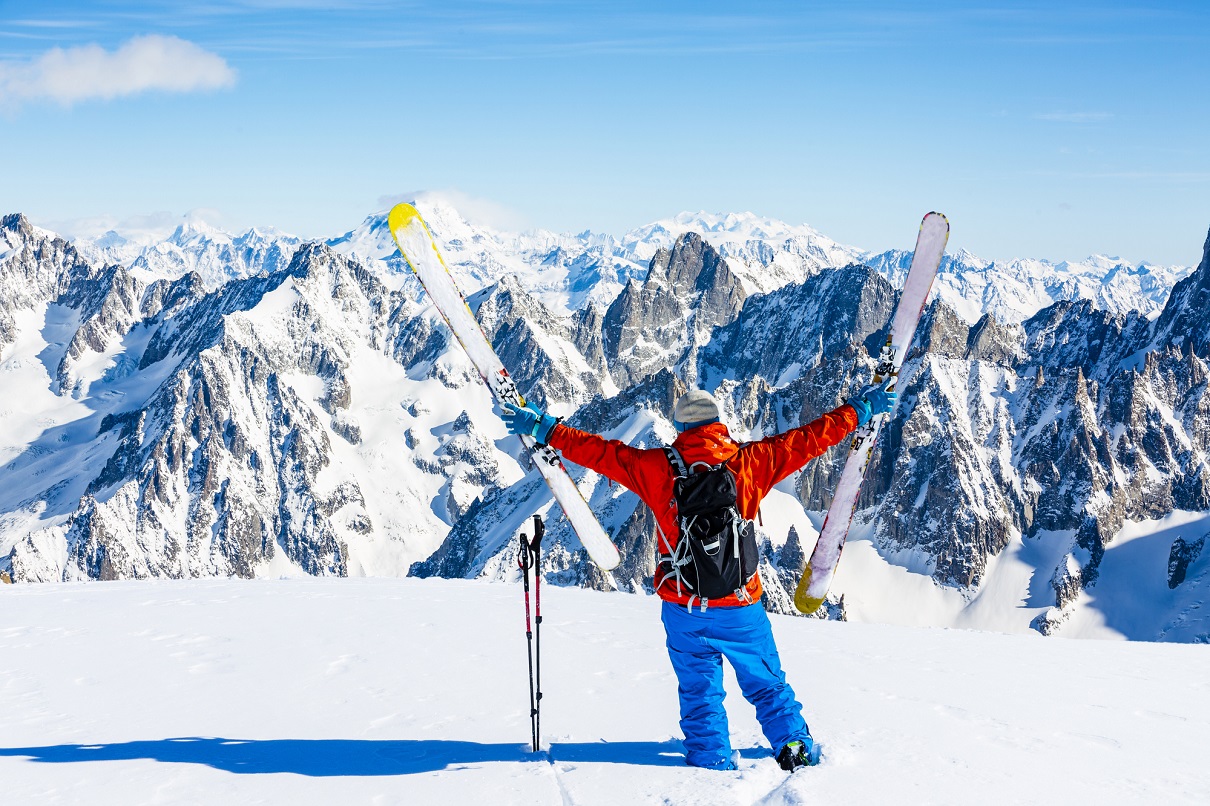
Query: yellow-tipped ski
793 212 949 615
387 202 621 571
387 202 420 234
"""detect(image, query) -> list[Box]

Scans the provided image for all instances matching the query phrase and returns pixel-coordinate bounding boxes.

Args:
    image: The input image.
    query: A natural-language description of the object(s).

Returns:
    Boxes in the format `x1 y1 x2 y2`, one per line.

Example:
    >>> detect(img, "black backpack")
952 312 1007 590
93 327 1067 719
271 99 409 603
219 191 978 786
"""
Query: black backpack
660 447 760 603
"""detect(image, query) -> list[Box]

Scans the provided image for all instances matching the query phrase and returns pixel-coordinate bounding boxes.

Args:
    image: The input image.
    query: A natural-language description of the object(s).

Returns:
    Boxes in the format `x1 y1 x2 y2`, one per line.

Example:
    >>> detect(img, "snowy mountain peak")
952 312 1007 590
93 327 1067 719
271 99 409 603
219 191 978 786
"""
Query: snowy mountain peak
673 210 788 236
947 248 988 268
1079 254 1127 270
623 210 830 250
0 213 57 253
92 230 130 250
1 212 34 238
167 217 230 247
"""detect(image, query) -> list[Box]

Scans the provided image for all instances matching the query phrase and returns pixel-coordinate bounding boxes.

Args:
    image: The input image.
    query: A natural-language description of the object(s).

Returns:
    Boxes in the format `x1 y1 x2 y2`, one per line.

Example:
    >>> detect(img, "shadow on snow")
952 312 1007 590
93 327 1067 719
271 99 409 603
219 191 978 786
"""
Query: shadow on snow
0 737 771 776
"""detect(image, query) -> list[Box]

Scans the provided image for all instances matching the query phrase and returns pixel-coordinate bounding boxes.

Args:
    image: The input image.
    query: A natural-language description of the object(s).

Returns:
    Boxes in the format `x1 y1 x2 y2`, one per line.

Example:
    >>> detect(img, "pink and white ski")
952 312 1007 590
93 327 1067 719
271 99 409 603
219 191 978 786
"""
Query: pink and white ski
795 212 949 613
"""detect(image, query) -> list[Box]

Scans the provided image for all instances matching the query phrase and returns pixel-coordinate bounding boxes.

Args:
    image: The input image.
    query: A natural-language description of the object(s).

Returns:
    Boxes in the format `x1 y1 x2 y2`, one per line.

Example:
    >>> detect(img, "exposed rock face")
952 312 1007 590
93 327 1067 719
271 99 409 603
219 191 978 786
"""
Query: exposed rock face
1169 534 1207 589
596 232 747 388
698 264 895 391
9 245 396 580
477 276 606 408
835 230 1210 611
1151 229 1210 358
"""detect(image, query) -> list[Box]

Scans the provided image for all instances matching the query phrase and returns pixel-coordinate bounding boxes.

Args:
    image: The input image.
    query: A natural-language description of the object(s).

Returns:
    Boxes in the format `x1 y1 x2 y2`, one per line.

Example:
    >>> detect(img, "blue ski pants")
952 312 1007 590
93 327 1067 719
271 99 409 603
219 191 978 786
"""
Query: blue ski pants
661 600 809 769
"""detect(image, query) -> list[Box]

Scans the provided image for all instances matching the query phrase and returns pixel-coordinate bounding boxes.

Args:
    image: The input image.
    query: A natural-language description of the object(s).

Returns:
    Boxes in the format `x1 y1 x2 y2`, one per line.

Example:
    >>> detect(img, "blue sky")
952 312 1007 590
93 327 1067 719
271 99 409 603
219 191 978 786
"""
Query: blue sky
1 1 1208 264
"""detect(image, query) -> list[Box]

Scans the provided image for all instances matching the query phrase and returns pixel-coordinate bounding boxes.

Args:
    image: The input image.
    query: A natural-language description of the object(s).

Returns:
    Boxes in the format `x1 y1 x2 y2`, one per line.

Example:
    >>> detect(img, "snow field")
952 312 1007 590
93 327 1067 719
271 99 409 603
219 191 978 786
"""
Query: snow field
2 578 1208 805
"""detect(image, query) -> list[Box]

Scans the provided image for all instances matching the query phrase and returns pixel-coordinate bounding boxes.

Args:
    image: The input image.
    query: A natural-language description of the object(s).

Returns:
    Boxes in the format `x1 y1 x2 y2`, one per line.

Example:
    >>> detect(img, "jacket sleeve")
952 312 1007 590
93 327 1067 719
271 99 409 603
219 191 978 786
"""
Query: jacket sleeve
738 404 859 494
546 423 661 497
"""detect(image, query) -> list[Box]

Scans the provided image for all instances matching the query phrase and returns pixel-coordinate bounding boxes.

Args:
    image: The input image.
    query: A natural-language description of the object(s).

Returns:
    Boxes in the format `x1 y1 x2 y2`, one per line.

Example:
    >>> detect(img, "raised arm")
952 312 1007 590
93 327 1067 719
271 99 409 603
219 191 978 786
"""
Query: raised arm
737 405 859 494
547 423 658 494
736 377 898 495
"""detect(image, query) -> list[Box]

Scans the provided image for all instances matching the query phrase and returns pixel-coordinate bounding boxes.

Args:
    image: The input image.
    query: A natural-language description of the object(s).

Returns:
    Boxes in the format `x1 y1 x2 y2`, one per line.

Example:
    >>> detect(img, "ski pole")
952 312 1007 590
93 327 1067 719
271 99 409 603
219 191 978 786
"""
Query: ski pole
518 527 538 753
530 515 544 754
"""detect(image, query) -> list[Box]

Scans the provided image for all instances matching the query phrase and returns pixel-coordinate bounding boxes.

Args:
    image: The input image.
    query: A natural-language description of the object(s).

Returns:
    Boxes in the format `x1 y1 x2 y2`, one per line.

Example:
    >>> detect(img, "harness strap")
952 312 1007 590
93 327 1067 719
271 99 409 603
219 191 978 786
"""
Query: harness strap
663 446 688 479
661 444 749 612
655 522 695 597
662 446 694 600
733 507 743 557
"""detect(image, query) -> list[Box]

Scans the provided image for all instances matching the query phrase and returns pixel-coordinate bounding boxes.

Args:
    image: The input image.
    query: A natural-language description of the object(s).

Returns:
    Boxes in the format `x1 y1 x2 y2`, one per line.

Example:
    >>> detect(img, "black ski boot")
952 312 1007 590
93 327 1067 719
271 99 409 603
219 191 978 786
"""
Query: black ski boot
776 738 821 772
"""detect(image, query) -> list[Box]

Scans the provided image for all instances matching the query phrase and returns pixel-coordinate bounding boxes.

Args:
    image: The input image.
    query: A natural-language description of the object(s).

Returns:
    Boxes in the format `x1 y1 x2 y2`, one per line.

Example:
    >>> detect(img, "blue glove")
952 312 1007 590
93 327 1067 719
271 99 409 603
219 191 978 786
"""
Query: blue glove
847 377 897 427
501 401 559 445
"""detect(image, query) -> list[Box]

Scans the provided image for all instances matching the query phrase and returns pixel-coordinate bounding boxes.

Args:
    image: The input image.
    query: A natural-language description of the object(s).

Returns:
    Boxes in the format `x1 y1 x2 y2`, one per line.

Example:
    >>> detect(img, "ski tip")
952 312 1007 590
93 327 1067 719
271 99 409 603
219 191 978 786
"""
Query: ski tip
388 202 423 235
794 593 825 615
921 211 950 232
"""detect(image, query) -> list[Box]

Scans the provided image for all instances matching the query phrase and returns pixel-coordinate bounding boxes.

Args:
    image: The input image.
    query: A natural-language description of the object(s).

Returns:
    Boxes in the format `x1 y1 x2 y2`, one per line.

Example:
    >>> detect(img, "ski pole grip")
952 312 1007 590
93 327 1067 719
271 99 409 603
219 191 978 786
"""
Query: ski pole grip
518 532 531 568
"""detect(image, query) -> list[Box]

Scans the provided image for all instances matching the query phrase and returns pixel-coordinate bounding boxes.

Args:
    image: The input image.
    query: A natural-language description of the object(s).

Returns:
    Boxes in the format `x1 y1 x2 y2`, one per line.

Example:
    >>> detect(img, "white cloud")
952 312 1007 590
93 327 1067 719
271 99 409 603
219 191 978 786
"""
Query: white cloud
0 34 236 108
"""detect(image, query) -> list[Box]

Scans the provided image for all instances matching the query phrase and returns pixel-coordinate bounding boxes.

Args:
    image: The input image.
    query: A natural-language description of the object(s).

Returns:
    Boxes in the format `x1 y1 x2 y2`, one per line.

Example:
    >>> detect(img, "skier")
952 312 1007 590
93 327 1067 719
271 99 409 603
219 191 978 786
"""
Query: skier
501 380 895 772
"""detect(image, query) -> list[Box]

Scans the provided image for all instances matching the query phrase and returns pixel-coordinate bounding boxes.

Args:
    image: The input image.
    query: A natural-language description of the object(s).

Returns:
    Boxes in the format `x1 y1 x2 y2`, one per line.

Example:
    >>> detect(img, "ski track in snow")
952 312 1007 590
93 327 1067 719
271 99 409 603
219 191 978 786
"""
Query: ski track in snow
2 578 1208 805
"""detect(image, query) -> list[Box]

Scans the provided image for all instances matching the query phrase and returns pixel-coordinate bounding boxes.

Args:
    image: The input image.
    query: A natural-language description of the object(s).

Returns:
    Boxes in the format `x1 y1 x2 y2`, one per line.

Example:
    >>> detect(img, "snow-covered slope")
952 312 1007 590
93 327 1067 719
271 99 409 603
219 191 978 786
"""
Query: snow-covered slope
0 220 521 584
1 578 1207 806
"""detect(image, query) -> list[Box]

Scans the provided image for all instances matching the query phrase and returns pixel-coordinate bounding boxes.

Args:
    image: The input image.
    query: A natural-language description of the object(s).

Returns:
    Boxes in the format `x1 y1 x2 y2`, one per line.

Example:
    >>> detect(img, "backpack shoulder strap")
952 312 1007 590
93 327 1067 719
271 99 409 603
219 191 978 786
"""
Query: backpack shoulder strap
663 446 688 479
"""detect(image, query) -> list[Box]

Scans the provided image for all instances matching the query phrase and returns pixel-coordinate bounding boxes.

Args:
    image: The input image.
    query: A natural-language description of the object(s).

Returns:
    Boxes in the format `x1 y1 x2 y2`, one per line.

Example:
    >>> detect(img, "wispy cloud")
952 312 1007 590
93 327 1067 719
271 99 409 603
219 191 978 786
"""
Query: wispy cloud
1034 111 1113 123
38 209 241 243
0 34 236 109
1030 170 1210 183
8 19 98 29
379 190 530 231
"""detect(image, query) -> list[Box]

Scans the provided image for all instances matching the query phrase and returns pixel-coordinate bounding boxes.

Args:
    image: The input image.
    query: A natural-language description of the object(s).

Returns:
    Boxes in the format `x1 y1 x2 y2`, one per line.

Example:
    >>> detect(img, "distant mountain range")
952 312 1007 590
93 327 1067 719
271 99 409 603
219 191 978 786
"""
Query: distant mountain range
1 203 1206 642
70 204 1192 324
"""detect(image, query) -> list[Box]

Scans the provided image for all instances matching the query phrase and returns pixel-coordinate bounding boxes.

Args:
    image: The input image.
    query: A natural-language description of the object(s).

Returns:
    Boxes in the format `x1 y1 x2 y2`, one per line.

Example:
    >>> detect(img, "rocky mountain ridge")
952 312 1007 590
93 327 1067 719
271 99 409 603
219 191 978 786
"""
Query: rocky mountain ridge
407 218 1210 640
2 204 1207 641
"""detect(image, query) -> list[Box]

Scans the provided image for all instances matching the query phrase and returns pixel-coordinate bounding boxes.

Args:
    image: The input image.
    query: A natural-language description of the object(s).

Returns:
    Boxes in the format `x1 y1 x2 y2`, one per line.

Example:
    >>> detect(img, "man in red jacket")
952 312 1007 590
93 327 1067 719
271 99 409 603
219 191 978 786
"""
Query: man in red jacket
502 381 894 772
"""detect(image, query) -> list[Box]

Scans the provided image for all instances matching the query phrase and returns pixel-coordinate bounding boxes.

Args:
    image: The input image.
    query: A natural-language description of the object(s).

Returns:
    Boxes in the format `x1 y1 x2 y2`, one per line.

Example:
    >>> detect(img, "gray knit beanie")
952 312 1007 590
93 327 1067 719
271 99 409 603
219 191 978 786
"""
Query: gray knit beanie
672 390 720 428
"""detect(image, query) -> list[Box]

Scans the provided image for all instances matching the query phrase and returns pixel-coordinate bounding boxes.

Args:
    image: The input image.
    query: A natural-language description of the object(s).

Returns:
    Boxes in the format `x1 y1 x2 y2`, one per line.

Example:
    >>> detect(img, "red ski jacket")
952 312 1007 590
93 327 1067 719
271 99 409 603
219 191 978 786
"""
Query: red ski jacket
547 405 859 608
